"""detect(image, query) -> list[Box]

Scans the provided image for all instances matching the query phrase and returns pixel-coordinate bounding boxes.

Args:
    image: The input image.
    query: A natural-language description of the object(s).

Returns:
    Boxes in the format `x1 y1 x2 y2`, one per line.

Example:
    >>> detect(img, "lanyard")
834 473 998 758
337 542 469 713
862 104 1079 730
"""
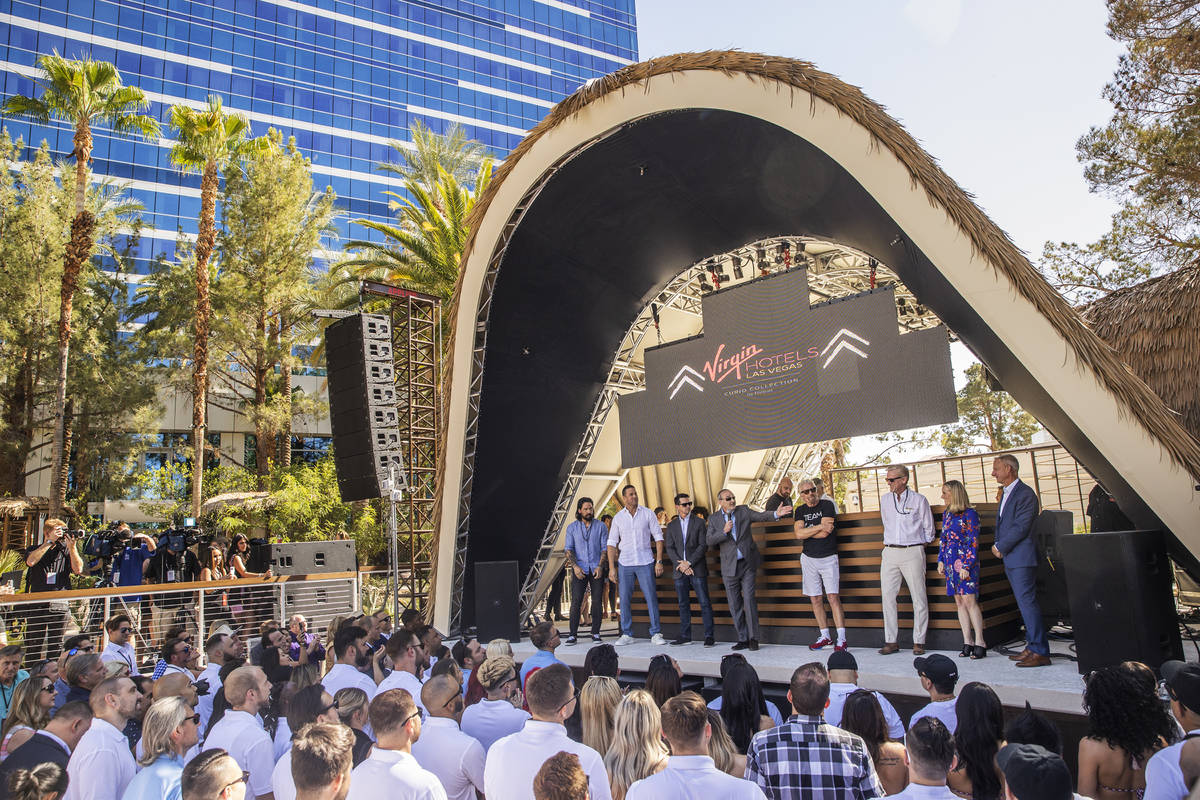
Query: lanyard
893 490 912 516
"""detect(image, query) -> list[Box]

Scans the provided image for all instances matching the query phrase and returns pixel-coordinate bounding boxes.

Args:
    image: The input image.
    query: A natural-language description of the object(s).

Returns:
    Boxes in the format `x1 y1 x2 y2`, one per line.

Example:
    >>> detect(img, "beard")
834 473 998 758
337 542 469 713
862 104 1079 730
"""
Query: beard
355 650 370 668
582 512 594 521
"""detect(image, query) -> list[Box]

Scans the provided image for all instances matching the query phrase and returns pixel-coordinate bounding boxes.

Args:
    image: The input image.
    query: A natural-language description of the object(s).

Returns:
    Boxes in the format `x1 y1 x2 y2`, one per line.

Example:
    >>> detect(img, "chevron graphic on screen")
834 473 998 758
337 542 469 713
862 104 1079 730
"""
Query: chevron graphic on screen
617 269 957 467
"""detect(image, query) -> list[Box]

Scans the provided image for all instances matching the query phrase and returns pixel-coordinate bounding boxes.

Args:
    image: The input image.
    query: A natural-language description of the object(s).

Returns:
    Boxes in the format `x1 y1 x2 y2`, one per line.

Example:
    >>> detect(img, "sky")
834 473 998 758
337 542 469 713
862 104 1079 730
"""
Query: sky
633 0 1124 462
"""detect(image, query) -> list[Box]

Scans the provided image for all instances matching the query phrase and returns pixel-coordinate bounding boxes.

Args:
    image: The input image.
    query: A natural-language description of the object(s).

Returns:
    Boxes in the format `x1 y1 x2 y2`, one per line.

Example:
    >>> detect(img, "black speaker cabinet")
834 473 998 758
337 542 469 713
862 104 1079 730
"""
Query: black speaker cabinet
265 540 357 575
1034 510 1073 626
475 560 520 643
324 314 404 501
1060 530 1182 674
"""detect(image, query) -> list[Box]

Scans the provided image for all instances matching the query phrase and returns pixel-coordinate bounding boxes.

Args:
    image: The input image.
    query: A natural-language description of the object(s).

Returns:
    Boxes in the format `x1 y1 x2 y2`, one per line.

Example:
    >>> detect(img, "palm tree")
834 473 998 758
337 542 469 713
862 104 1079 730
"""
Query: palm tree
168 95 271 518
341 161 492 306
379 119 490 193
2 52 159 516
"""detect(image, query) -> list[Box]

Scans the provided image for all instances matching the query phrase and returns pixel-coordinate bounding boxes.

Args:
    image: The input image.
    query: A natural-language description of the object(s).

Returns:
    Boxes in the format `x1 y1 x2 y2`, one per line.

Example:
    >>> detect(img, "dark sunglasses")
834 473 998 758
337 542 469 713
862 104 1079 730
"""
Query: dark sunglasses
442 692 463 710
118 627 133 634
40 685 55 695
187 713 201 725
800 488 817 494
678 501 692 507
67 646 94 656
402 708 425 726
885 477 903 483
721 495 734 502
221 771 251 793
558 689 581 713
319 698 341 715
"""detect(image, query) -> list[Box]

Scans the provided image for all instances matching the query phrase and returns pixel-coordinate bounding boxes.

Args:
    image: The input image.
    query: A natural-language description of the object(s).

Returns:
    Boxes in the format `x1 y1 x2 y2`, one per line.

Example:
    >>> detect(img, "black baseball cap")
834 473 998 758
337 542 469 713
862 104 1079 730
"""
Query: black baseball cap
913 654 958 684
997 743 1072 800
828 650 858 671
1162 660 1200 712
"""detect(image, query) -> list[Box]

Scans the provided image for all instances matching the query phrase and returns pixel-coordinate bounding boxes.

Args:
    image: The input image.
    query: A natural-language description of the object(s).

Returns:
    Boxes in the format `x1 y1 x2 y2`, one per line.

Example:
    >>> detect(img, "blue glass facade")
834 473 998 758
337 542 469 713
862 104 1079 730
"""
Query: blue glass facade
0 0 639 274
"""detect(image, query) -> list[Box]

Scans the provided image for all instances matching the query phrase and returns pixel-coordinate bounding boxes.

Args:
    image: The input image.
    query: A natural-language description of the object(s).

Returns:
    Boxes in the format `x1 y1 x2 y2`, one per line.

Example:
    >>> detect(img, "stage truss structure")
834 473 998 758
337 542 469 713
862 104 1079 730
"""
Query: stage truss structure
510 236 947 624
362 282 441 619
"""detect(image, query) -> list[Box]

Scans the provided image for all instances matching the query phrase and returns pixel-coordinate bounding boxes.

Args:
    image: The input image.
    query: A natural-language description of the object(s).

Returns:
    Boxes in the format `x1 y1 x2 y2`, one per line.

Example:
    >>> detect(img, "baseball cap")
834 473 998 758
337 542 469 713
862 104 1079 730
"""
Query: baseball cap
997 743 1072 800
1162 660 1200 712
828 650 858 671
913 654 958 684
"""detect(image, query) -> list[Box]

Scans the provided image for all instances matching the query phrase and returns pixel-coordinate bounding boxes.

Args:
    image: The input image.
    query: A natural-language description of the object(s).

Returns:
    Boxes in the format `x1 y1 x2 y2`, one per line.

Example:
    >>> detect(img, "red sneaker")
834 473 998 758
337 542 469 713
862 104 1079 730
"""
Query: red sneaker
834 640 849 652
809 636 833 651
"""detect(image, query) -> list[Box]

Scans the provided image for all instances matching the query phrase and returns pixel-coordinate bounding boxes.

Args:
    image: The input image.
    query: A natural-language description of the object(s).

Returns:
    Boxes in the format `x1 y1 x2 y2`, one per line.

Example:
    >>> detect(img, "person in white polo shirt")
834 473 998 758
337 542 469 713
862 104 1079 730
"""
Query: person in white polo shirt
888 716 960 800
460 656 529 754
411 675 485 800
64 676 140 800
289 721 354 800
376 630 427 713
270 685 342 800
204 665 275 800
824 650 905 738
347 688 446 800
606 484 666 647
626 691 765 799
909 655 959 734
484 663 611 800
100 614 139 676
1145 660 1200 800
321 627 378 704
878 464 934 656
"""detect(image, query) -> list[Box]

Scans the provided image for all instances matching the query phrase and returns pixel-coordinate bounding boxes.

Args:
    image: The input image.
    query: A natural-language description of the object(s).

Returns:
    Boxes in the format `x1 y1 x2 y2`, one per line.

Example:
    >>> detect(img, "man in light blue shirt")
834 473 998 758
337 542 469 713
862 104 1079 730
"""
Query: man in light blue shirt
121 696 198 800
519 621 566 688
563 497 608 644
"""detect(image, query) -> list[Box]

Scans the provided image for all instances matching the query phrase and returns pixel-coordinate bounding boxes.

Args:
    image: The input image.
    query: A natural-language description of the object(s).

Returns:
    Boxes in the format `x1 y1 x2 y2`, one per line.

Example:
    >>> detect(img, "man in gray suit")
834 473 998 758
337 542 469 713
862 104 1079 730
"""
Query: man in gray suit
706 489 791 651
664 492 715 647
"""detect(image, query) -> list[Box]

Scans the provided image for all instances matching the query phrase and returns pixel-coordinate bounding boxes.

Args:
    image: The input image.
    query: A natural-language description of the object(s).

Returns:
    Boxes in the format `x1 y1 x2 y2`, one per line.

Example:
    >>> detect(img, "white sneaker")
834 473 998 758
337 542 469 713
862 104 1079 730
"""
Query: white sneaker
650 633 666 646
614 635 635 646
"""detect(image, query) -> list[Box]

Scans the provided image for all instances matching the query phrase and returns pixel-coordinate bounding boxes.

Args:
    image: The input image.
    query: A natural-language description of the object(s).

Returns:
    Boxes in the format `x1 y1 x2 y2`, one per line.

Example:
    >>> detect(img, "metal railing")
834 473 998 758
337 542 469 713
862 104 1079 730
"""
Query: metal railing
830 444 1092 530
0 574 359 671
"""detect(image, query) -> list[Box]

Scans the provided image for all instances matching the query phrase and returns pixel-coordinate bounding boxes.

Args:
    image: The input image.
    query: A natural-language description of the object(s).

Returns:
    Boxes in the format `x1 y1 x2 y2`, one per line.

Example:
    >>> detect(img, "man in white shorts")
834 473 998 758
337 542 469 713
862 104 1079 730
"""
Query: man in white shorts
794 479 846 650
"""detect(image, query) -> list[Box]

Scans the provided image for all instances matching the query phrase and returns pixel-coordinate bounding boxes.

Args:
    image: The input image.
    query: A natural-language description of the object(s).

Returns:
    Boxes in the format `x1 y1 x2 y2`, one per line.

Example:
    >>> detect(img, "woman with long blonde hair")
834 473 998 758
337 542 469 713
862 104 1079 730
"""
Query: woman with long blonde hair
579 676 622 755
706 709 746 777
1 676 54 760
604 689 668 800
938 479 985 658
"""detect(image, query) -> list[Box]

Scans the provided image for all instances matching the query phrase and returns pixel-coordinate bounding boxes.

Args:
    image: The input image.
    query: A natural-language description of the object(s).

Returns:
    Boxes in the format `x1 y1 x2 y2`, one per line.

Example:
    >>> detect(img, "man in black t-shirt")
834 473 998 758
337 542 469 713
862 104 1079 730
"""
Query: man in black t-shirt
23 517 84 661
793 480 846 651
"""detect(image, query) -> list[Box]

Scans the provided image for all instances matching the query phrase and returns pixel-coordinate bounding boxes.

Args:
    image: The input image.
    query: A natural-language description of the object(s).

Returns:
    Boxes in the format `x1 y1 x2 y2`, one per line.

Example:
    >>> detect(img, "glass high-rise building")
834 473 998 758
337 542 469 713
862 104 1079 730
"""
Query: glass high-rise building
0 0 639 270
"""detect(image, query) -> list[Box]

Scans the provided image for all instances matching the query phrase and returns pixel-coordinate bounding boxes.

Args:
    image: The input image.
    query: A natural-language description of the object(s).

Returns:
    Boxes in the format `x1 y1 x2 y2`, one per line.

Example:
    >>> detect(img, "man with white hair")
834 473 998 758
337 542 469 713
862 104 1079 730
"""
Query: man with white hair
878 465 934 656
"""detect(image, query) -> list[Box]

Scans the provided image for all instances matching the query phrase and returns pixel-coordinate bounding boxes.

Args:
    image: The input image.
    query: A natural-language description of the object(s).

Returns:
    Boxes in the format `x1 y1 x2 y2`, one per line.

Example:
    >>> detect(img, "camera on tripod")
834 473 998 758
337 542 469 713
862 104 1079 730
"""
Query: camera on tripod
82 522 132 559
159 517 212 552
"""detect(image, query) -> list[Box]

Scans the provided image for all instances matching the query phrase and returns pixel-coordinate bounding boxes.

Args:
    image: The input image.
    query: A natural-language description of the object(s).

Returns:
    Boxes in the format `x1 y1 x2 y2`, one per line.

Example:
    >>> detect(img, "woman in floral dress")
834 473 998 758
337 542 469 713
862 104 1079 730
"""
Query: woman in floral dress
938 479 985 659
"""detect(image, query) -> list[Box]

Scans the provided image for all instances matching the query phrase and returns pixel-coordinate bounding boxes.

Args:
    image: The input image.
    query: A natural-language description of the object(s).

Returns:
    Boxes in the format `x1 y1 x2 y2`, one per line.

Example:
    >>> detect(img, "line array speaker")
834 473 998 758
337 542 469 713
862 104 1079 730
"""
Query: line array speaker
324 314 404 501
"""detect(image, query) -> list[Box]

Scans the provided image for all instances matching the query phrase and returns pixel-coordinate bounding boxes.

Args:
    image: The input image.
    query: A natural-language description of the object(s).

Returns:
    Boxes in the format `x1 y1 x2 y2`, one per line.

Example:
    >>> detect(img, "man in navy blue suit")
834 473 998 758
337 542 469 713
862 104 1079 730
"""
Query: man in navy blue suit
990 454 1050 667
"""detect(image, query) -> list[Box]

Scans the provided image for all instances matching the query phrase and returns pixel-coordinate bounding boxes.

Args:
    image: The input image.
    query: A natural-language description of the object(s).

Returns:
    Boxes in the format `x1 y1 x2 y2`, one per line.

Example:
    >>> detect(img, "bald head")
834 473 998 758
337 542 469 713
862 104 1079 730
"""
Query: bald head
153 673 198 706
421 675 463 720
224 665 270 713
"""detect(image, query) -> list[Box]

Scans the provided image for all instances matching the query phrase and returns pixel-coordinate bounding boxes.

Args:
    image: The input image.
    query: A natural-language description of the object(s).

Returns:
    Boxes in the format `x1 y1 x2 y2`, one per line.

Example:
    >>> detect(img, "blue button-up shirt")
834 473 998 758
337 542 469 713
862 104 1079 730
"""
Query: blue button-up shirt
564 519 608 573
123 753 185 800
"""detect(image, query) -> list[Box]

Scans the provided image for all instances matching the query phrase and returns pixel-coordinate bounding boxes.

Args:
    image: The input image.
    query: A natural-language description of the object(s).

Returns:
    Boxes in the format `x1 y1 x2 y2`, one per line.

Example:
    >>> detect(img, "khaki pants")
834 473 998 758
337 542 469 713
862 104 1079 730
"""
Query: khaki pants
881 546 928 644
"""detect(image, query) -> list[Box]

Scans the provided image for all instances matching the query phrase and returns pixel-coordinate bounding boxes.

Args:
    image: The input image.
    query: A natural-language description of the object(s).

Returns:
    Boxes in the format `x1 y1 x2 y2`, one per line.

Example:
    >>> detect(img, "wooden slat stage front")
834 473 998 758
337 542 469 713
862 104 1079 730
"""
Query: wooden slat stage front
630 503 1022 649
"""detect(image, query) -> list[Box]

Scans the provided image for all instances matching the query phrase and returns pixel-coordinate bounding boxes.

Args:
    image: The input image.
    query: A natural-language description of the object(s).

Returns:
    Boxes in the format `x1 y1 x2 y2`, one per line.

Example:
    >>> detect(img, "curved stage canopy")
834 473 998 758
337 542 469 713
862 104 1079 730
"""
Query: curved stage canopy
432 52 1200 632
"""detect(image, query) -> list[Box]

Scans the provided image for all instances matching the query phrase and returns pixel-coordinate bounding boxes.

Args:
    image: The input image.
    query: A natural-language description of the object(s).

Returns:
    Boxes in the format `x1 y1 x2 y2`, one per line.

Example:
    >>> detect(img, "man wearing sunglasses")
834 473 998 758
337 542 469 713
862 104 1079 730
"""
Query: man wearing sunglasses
0 645 29 722
101 614 140 676
412 675 485 800
347 689 442 799
878 465 934 657
794 479 845 651
664 492 716 647
180 748 248 800
160 636 201 678
706 489 791 652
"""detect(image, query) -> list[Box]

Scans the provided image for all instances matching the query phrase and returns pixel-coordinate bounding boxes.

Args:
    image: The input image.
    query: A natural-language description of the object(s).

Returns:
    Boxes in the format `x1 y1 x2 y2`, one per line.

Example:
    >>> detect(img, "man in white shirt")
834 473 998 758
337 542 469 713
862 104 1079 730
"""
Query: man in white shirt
412 675 485 800
290 721 354 800
824 650 905 738
606 484 666 647
460 656 529 753
100 614 139 676
180 749 250 800
375 630 426 712
890 717 960 800
64 676 141 800
484 663 611 800
322 627 378 704
271 687 342 800
1145 660 1200 800
627 691 765 799
160 635 201 678
347 688 446 800
197 632 238 734
909 655 959 734
205 666 277 800
878 465 934 655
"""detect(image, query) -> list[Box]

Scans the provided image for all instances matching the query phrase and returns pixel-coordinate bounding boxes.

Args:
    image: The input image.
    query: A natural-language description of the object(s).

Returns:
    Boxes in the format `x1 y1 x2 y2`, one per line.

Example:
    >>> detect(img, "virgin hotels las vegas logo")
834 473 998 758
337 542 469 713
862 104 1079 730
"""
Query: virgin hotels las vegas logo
667 329 871 399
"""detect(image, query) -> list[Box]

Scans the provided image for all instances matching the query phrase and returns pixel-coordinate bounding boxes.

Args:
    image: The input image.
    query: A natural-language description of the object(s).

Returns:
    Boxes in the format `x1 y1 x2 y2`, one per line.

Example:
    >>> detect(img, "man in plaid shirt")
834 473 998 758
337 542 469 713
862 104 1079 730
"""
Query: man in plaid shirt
746 662 883 799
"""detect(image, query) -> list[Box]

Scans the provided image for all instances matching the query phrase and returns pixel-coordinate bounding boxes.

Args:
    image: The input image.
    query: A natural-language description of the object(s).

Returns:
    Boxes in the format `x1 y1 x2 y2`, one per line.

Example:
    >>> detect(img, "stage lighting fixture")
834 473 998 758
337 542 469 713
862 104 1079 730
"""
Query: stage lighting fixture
731 255 744 280
699 276 714 293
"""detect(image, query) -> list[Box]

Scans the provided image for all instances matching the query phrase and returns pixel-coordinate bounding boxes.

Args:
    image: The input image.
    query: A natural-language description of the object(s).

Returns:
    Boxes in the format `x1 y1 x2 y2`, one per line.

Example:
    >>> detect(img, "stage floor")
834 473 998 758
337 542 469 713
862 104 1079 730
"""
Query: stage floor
511 632 1087 716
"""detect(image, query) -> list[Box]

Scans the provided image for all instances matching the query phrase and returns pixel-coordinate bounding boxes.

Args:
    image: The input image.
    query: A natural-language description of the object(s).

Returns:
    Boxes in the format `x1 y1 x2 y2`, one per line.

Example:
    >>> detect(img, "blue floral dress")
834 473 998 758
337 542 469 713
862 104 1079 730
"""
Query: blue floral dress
938 508 980 596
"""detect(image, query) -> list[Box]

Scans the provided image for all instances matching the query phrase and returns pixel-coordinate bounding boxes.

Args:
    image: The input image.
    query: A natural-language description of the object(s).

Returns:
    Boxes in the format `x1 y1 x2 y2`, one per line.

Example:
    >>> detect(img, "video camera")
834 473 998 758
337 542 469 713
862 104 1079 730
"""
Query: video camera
158 517 212 552
82 522 132 559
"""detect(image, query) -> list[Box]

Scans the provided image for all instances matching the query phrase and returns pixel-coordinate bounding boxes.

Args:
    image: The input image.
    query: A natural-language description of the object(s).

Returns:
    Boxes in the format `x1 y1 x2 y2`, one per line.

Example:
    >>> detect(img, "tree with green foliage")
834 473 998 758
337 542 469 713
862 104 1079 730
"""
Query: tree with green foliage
212 129 339 481
1040 0 1200 302
938 364 1041 454
168 96 272 518
380 120 491 193
2 54 159 515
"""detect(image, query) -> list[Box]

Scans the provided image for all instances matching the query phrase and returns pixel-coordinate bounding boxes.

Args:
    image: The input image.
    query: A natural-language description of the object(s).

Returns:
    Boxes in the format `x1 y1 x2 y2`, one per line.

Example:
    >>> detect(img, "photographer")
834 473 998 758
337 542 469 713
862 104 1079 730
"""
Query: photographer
23 518 84 661
109 524 157 599
144 529 201 642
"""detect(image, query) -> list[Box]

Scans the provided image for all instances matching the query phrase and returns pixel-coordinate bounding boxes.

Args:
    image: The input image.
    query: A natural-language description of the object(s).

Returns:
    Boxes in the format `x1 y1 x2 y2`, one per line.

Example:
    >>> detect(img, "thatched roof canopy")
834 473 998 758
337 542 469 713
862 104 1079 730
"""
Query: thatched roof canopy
200 492 274 515
1080 263 1200 443
0 497 77 519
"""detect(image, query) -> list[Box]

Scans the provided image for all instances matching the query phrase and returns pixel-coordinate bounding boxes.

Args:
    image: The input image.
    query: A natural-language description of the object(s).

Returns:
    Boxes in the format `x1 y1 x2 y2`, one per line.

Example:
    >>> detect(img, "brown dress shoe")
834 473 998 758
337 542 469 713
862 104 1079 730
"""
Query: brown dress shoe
878 643 900 655
1008 648 1032 662
912 644 926 655
1015 653 1051 668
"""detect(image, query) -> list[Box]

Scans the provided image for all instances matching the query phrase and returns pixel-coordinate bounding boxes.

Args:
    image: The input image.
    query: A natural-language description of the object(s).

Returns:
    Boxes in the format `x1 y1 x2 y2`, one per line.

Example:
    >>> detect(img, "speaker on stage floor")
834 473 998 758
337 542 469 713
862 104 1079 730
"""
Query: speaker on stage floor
1034 510 1072 626
324 313 404 502
265 540 357 575
1060 529 1182 675
475 561 520 643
